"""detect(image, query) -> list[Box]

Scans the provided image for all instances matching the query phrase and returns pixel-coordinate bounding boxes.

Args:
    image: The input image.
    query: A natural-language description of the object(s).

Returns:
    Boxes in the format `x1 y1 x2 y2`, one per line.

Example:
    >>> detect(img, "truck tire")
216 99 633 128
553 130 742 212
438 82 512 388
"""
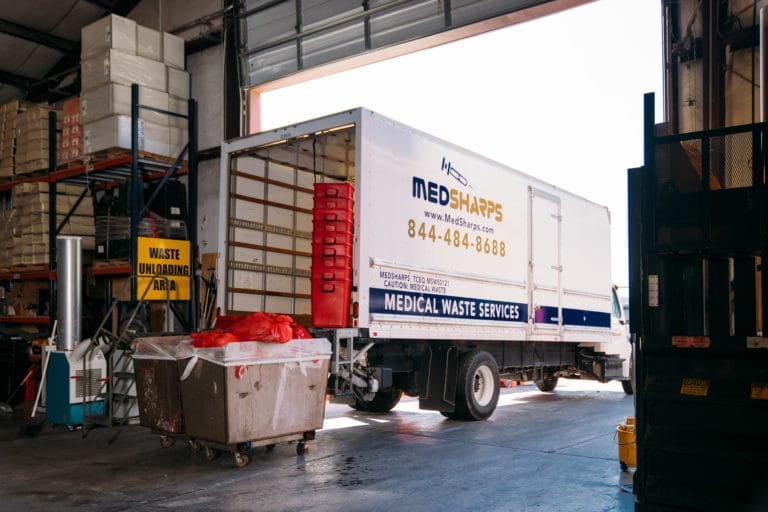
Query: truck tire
454 351 499 421
535 374 558 392
621 346 635 395
352 387 402 412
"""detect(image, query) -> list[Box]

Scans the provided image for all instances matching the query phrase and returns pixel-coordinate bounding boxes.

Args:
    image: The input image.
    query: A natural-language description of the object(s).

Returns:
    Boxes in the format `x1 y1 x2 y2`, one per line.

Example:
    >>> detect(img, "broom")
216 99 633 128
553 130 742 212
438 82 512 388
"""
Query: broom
0 366 37 414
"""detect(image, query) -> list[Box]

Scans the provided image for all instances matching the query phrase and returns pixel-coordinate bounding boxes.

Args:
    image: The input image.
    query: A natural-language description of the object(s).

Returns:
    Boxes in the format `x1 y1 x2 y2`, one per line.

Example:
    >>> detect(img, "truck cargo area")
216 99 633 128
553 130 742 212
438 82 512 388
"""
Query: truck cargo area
218 109 632 421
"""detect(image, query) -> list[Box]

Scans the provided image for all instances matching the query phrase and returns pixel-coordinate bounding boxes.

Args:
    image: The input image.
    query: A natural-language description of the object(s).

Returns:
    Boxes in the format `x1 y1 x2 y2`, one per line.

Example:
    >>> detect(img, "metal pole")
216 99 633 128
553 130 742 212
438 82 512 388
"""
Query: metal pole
188 98 199 330
130 84 140 302
48 111 57 332
761 7 768 122
56 236 82 350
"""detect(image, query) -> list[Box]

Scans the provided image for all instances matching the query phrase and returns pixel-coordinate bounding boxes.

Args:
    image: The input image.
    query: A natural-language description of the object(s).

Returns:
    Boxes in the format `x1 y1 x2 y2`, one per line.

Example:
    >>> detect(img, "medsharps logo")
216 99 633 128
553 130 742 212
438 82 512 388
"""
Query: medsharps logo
411 157 503 221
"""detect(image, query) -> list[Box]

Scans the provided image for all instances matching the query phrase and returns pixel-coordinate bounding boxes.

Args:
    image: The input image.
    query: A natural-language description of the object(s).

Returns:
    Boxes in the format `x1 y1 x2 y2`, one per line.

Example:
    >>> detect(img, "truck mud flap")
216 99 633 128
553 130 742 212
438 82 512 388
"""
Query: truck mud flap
418 345 458 412
576 351 624 383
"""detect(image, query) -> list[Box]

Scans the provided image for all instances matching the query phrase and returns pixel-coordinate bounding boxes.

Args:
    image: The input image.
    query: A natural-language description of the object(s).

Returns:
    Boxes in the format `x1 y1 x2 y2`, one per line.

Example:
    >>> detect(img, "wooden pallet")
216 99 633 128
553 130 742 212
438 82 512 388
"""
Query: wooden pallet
11 166 49 179
92 258 130 268
10 263 48 272
57 148 186 171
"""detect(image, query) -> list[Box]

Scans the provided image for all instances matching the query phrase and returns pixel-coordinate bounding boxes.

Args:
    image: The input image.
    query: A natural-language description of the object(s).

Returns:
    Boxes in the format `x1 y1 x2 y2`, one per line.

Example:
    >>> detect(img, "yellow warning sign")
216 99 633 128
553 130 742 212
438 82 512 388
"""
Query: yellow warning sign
680 378 709 397
136 237 191 300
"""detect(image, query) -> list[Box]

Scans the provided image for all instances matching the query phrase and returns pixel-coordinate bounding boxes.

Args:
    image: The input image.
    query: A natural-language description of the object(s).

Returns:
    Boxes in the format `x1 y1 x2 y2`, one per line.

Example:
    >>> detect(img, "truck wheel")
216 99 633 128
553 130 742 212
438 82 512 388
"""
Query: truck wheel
454 351 499 421
352 387 402 412
622 347 635 395
535 374 558 392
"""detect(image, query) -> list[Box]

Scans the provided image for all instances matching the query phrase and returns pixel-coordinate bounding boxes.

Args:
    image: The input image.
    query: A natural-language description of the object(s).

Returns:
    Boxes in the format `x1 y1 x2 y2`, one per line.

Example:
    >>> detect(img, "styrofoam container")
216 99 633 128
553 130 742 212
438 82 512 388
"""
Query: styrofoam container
137 25 162 61
81 50 167 93
169 126 189 159
163 32 185 70
168 94 188 128
167 68 190 99
83 115 169 156
81 14 137 60
80 83 169 126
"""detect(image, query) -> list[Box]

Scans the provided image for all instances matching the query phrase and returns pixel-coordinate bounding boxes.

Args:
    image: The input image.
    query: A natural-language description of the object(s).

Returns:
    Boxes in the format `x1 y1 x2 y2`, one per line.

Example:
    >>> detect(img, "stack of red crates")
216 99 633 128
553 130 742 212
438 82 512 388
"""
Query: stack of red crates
312 182 354 327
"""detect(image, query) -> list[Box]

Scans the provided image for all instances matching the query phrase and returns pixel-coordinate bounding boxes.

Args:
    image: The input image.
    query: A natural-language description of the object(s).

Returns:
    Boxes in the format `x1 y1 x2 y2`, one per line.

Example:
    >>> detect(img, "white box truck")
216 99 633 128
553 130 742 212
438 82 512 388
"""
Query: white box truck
217 108 631 420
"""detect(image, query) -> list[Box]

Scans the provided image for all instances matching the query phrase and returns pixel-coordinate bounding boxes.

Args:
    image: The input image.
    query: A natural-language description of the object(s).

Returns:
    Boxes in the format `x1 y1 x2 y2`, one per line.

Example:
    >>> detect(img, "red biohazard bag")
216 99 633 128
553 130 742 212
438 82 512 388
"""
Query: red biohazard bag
227 312 293 343
192 312 307 347
291 323 312 339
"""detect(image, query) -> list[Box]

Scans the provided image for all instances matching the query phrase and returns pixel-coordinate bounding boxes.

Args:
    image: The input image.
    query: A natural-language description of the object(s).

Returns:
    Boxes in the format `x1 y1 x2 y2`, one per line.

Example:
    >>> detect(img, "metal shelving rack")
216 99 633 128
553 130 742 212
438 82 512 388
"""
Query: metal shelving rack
0 85 198 432
0 84 199 336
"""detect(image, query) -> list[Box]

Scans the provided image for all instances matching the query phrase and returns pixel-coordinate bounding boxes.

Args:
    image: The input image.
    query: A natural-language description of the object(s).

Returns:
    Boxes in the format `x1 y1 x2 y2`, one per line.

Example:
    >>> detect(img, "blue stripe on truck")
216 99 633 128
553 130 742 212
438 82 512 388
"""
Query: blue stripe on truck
370 288 610 328
370 288 527 322
534 305 611 328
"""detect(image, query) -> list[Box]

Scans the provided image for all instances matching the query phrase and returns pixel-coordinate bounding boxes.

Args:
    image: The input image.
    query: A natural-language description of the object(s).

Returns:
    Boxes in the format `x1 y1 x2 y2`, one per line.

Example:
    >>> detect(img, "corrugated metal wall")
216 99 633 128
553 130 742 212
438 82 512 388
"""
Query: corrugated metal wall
239 0 589 88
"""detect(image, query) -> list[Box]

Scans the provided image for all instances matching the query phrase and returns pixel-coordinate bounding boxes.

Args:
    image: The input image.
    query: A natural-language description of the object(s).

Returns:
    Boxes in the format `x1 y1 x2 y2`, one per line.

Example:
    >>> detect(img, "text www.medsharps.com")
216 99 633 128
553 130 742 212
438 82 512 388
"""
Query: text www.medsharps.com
423 210 495 235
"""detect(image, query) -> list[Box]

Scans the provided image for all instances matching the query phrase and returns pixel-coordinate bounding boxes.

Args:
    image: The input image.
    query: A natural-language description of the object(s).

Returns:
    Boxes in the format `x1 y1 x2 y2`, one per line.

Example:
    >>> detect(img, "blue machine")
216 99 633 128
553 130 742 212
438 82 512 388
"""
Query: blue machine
45 350 106 427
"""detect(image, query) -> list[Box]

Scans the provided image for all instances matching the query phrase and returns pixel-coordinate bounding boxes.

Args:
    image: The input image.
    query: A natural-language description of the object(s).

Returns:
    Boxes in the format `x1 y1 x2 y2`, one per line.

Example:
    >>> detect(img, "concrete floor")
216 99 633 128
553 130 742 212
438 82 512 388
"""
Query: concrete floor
0 379 635 512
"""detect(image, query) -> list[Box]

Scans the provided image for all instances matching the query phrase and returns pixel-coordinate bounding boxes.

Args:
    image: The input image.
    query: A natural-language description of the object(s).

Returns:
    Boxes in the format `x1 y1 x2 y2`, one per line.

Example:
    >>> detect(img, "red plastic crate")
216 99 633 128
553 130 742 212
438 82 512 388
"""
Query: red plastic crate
313 219 353 235
313 208 353 223
313 232 353 245
311 277 351 327
312 243 352 258
312 267 352 282
315 182 353 199
312 243 352 270
313 255 352 271
314 196 353 210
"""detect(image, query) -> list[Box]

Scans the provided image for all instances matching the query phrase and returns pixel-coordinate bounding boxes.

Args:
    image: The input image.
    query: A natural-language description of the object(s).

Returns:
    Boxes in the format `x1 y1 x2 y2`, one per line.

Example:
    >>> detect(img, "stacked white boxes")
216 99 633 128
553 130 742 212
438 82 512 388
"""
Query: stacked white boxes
80 14 189 159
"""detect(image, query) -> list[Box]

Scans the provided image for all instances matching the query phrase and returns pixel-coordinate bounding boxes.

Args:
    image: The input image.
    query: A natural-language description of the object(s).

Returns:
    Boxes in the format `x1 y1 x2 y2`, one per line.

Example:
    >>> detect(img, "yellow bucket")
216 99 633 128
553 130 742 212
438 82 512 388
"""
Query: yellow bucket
617 416 636 470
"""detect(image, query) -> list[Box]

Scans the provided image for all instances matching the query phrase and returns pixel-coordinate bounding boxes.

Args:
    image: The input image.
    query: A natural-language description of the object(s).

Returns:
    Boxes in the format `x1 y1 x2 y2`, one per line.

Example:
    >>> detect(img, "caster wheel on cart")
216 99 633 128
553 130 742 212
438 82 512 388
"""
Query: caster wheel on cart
234 453 250 468
265 444 276 451
296 441 308 456
188 441 201 453
204 446 220 461
160 436 175 449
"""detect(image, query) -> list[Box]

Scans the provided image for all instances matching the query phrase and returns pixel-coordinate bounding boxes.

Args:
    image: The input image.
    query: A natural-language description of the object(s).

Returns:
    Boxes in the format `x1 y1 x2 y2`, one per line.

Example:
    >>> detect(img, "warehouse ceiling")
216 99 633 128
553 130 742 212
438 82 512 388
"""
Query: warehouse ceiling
0 0 142 105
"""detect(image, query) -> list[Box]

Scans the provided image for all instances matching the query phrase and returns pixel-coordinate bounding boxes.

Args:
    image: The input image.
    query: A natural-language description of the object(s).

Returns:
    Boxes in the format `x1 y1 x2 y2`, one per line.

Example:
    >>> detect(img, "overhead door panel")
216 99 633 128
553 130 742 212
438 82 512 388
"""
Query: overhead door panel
240 0 592 89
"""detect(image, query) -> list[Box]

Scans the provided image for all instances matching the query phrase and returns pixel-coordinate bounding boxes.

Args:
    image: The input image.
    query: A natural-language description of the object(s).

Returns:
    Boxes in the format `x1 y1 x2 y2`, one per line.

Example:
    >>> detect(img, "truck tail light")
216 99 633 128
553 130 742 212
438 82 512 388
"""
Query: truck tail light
352 302 359 318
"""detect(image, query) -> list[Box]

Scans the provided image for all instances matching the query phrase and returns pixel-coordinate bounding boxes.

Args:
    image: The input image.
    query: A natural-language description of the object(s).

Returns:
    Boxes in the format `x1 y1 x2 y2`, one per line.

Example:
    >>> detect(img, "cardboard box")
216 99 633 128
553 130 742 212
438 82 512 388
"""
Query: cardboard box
15 182 90 197
80 83 169 126
83 115 170 156
137 26 162 61
81 14 137 60
167 68 190 98
63 97 80 116
163 32 185 70
81 50 167 93
1 100 32 115
16 147 49 163
15 159 49 175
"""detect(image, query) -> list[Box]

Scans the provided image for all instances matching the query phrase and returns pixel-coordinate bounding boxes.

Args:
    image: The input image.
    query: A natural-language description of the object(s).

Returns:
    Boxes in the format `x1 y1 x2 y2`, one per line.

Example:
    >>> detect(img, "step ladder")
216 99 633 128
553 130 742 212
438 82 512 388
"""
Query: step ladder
81 273 174 436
